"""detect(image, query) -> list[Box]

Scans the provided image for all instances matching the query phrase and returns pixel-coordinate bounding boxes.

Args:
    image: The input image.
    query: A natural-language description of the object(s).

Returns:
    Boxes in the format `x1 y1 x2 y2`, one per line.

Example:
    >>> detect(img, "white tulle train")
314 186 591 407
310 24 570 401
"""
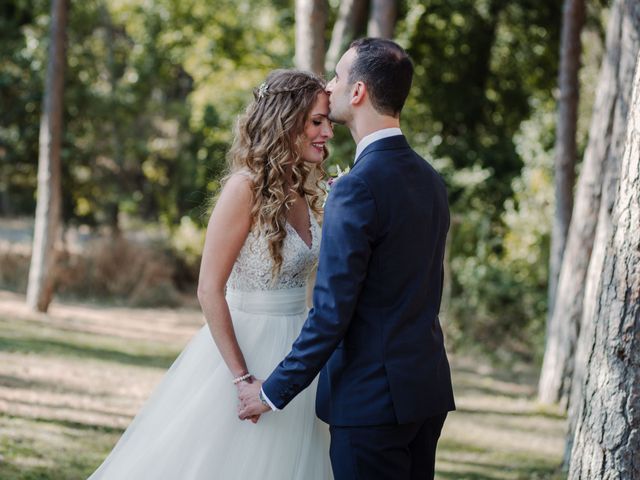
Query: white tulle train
89 287 332 480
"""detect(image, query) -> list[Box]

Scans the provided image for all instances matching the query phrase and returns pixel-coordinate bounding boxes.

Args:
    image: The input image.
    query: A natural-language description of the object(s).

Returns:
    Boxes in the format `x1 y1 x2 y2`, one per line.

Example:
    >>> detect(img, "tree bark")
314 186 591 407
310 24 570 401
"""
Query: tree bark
367 0 397 39
295 0 328 75
547 0 585 316
564 0 640 466
325 0 368 72
567 48 640 480
103 5 123 236
26 0 67 312
0 185 11 216
537 0 638 406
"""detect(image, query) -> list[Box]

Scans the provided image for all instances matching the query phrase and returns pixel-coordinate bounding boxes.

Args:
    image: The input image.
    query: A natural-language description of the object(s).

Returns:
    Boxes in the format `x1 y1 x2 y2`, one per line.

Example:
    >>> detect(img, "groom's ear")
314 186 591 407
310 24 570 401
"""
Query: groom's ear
350 81 366 106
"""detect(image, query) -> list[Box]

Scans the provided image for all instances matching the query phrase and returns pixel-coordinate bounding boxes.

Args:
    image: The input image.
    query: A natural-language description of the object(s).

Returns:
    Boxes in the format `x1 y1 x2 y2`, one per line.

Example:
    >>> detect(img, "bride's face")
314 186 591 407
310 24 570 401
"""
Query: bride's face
300 92 333 164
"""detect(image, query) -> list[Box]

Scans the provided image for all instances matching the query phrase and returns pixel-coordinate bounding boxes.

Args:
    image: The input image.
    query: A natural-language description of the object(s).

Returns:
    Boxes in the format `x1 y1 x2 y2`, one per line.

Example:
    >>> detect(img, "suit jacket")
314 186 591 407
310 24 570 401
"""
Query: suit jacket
262 135 455 426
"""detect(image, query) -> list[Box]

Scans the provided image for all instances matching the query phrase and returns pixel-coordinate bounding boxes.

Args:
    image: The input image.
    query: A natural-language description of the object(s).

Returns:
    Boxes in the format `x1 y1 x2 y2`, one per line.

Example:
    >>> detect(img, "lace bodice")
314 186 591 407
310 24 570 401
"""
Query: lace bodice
227 210 321 291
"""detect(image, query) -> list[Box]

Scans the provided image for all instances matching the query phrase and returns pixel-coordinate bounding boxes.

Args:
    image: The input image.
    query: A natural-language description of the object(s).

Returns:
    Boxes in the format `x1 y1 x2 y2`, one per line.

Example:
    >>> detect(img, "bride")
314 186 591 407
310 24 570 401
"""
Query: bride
88 69 334 479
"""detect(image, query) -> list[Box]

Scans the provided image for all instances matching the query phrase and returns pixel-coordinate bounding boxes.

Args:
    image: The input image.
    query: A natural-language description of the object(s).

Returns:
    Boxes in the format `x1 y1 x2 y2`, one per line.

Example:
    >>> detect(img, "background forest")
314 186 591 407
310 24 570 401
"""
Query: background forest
3 0 640 478
3 0 603 359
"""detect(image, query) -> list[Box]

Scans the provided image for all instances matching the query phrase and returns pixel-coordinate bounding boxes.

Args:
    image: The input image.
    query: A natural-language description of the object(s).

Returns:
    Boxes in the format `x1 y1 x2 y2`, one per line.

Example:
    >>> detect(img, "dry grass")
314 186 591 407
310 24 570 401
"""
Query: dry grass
0 219 186 307
0 290 567 479
438 358 566 479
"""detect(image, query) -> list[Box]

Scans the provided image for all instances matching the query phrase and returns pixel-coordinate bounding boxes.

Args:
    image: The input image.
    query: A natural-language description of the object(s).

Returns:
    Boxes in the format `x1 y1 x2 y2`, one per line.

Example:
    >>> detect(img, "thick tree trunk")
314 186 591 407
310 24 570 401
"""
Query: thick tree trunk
295 0 328 75
367 0 397 39
325 0 368 72
564 0 640 465
547 0 585 316
567 49 640 480
537 0 635 406
26 0 67 312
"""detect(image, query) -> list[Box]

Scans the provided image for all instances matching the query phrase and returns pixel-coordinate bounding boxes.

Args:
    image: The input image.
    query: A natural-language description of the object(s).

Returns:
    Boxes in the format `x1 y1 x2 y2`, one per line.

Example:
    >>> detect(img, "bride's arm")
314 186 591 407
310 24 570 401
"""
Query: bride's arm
197 174 252 379
305 266 317 309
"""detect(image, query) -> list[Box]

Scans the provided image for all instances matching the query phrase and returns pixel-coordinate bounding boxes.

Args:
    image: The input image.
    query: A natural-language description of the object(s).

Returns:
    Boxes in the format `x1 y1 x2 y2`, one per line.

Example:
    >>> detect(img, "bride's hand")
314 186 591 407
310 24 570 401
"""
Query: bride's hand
237 379 270 421
236 377 261 423
236 402 260 423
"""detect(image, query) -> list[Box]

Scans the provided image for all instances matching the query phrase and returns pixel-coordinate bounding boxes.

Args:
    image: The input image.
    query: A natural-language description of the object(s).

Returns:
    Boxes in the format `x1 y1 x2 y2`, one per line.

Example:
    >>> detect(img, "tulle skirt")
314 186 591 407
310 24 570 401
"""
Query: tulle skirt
89 287 332 479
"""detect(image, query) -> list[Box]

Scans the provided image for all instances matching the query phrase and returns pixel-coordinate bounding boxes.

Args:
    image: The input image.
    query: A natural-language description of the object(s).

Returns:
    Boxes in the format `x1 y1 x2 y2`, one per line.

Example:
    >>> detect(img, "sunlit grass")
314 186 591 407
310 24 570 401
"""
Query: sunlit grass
0 290 567 479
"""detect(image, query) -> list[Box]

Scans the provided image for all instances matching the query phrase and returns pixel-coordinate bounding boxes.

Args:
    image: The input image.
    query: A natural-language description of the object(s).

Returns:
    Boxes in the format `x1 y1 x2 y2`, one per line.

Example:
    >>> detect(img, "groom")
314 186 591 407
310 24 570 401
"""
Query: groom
239 38 455 479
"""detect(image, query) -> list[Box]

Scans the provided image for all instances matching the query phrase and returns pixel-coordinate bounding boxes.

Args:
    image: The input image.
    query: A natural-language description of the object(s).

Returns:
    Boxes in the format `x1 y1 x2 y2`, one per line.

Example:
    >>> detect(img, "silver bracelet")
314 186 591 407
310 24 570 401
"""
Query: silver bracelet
259 389 270 408
232 373 251 384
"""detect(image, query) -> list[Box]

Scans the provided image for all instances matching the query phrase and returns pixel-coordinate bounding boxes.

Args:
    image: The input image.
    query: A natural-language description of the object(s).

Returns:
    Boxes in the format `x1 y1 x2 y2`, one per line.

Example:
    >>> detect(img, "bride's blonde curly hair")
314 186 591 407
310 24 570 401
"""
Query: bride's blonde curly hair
225 69 328 279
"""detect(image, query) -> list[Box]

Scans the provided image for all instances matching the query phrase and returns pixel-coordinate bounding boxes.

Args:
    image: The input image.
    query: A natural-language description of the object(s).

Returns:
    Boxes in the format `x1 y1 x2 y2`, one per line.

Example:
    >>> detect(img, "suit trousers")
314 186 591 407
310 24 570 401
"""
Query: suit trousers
329 413 447 480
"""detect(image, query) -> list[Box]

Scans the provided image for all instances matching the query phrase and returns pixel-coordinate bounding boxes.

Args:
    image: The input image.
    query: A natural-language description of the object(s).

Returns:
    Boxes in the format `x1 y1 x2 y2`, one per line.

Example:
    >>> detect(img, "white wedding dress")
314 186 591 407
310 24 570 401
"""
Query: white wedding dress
89 210 332 479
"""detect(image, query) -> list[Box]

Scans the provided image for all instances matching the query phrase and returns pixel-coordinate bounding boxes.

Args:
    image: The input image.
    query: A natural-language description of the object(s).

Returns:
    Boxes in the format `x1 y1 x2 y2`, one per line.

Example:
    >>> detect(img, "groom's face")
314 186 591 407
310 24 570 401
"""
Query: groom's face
326 48 357 125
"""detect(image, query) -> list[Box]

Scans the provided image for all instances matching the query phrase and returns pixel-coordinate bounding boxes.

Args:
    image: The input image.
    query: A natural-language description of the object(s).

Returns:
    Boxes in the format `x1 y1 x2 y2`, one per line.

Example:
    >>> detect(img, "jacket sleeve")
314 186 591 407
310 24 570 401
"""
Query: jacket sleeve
262 173 377 409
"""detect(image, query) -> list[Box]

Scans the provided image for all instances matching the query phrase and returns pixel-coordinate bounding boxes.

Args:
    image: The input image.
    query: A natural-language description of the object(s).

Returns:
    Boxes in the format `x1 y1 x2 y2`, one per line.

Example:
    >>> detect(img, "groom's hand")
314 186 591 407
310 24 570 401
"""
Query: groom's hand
234 376 260 423
238 379 270 420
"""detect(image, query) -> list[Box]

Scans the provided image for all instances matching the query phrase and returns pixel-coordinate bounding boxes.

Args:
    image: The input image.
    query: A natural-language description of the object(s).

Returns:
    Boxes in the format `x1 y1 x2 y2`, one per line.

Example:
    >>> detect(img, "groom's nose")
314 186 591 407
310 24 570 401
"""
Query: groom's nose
326 77 335 93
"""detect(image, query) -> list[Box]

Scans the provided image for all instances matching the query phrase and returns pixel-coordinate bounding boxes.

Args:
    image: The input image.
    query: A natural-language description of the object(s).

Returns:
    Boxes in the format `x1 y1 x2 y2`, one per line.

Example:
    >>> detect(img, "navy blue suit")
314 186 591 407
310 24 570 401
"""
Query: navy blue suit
262 135 455 479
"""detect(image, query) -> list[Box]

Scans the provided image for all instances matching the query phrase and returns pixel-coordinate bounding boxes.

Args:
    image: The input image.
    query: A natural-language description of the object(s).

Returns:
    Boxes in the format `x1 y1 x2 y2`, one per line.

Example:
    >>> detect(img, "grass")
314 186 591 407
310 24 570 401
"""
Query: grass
0 290 567 479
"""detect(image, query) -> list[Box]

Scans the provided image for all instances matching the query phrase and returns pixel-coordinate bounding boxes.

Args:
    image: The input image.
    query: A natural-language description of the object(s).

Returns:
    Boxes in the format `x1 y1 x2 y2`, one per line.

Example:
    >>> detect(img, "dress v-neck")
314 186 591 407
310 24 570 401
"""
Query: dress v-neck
286 204 314 250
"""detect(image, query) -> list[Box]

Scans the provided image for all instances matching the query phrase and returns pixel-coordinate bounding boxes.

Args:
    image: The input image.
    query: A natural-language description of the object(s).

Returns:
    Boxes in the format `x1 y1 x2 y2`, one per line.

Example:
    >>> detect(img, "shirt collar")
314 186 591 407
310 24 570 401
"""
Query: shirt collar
354 128 403 164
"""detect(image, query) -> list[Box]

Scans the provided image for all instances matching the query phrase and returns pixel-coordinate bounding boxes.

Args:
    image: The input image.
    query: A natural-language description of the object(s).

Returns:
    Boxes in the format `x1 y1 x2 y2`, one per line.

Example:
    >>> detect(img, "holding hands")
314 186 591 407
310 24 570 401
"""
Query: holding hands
237 377 271 422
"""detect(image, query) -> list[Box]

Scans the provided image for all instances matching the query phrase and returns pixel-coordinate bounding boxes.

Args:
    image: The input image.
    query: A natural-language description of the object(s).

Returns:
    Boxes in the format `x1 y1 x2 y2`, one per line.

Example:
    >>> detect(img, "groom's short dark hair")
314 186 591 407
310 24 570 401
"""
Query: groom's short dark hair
348 38 413 118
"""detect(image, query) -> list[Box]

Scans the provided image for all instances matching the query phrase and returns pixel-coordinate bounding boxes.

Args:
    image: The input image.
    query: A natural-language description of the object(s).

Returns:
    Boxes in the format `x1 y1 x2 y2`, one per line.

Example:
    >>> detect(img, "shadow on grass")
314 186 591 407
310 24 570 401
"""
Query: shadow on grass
437 424 565 479
437 470 559 480
437 465 563 480
455 407 566 420
2 412 125 435
0 374 39 390
0 337 177 369
33 416 124 436
0 374 100 397
0 450 100 480
2 396 133 424
453 363 539 388
0 415 120 480
437 457 563 480
453 384 529 401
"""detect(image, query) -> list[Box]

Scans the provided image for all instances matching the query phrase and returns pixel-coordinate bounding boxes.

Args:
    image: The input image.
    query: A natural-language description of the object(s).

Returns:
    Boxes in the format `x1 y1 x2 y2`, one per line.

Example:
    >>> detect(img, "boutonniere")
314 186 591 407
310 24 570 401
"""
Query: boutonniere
326 165 350 191
323 165 350 207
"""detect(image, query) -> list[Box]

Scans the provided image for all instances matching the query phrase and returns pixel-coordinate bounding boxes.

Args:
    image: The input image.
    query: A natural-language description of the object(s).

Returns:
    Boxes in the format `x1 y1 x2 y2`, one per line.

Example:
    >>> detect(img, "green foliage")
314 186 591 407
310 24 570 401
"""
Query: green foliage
59 0 223 228
397 0 561 358
405 0 560 206
0 0 48 215
447 102 554 360
1 0 294 229
0 0 605 357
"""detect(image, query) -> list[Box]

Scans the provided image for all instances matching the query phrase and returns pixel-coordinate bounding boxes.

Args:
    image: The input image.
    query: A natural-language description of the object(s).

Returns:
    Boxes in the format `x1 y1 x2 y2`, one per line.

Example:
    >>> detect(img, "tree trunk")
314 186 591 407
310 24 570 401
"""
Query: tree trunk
537 0 636 406
367 0 397 39
325 0 368 72
103 5 123 236
0 185 11 216
547 0 585 316
26 0 67 312
295 0 328 75
567 49 640 480
564 0 640 466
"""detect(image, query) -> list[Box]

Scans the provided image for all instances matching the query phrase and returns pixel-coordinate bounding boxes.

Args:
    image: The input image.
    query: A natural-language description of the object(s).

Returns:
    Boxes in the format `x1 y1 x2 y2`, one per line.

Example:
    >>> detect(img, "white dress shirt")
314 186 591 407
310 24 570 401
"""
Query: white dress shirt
354 127 403 164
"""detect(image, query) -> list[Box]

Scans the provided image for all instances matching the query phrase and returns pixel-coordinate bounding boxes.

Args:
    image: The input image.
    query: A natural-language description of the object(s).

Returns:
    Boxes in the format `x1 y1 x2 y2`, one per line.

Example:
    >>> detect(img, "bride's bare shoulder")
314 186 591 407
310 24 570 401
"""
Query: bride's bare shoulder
205 172 254 228
220 171 253 200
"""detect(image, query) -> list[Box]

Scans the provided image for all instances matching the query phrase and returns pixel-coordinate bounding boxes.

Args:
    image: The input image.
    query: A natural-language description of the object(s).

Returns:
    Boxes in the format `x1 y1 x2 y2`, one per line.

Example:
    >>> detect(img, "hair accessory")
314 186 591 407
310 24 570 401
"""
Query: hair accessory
257 82 269 99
